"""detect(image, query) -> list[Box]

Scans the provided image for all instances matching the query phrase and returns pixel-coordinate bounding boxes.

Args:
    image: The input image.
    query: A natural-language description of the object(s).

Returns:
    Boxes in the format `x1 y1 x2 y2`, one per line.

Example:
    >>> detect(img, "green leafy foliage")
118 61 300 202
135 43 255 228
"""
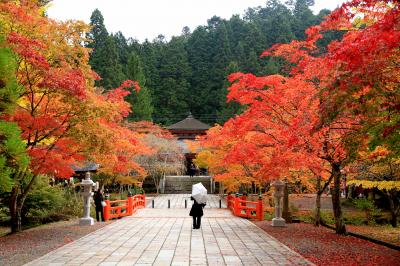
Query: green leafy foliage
17 176 82 225
0 39 29 193
353 198 382 225
0 43 20 113
23 177 65 220
0 122 29 193
87 9 126 89
125 53 153 121
87 1 333 125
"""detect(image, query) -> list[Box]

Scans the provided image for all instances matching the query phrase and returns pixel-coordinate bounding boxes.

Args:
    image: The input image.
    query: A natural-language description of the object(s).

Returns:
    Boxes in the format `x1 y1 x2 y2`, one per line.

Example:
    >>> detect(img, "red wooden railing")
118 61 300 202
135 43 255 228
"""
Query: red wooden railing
103 194 146 221
226 194 264 221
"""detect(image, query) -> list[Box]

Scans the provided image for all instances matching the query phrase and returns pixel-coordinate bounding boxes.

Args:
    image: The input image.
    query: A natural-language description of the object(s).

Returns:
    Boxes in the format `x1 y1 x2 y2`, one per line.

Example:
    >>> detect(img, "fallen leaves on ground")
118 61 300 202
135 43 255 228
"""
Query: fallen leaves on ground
254 221 400 266
347 224 400 246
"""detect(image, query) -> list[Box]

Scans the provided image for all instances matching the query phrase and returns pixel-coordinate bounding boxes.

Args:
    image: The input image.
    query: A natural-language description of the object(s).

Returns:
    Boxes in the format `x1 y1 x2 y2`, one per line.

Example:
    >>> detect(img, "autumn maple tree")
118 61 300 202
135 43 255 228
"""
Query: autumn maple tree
199 0 399 234
0 1 147 232
263 0 400 232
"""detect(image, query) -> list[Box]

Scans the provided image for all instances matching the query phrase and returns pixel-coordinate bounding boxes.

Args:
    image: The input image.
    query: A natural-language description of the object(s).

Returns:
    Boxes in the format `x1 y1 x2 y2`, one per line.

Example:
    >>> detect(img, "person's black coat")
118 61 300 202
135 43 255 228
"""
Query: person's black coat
189 196 206 217
93 191 104 210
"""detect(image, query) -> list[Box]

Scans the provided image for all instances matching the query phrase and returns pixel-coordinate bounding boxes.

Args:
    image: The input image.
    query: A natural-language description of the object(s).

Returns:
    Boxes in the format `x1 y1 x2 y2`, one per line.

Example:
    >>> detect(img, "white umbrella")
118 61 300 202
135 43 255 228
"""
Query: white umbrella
192 182 207 204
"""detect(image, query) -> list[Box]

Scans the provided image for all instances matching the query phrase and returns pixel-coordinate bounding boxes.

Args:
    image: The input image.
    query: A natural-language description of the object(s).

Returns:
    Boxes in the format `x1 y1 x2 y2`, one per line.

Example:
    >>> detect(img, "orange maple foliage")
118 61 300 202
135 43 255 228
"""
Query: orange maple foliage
1 1 147 179
199 0 399 234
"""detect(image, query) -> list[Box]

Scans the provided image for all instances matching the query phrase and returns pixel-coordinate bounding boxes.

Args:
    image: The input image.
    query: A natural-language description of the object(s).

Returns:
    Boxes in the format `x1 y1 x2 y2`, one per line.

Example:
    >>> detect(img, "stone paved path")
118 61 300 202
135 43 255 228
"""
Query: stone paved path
26 195 313 266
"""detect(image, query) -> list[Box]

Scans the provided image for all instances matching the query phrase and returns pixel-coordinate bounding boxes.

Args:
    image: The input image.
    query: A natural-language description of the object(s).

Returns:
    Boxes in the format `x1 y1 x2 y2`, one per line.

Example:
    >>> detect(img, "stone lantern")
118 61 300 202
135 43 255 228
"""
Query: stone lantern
282 177 292 222
271 179 286 227
79 172 98 226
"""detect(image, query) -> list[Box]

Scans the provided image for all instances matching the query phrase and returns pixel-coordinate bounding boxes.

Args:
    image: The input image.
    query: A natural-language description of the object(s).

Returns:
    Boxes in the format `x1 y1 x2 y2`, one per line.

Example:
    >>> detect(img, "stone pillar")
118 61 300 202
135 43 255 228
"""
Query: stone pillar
271 180 286 227
79 172 95 226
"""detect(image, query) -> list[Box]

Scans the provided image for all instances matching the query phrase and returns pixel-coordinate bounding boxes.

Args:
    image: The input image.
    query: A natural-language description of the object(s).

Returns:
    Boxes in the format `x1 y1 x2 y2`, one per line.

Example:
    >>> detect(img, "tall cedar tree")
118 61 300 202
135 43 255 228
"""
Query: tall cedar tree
86 1 328 124
87 9 125 89
0 37 29 194
154 36 191 124
125 53 154 121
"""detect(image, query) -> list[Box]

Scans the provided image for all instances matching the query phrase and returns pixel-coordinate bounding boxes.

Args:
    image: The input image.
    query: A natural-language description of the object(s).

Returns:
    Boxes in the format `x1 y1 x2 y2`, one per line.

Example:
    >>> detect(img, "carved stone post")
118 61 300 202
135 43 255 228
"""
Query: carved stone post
271 180 286 227
79 172 96 226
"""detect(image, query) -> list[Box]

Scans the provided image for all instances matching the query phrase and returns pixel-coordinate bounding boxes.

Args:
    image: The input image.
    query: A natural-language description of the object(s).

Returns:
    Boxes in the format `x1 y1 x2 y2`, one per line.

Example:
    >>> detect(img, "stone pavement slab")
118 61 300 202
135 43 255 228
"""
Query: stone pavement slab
26 194 313 266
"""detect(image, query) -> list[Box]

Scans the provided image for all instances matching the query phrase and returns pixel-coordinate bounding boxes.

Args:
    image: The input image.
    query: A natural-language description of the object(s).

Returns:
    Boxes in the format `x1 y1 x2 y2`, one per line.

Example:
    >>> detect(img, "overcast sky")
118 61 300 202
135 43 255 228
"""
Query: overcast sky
48 0 346 42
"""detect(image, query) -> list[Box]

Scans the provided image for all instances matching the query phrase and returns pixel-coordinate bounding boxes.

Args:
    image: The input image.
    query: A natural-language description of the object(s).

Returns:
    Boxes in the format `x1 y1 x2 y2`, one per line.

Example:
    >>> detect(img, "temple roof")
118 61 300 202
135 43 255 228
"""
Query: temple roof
167 113 211 131
72 162 99 173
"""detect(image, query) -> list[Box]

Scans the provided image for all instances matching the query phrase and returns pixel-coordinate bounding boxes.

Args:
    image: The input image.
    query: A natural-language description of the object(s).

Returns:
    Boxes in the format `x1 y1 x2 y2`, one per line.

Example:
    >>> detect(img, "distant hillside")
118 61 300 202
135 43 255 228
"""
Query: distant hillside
87 0 336 125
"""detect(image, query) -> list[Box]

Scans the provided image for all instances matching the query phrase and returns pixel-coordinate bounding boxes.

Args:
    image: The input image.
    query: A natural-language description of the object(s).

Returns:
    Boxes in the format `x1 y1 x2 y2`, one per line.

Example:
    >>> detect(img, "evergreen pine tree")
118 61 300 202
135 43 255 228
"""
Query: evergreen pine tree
87 1 331 125
87 9 125 89
125 53 154 121
0 38 29 193
217 61 244 124
154 37 191 124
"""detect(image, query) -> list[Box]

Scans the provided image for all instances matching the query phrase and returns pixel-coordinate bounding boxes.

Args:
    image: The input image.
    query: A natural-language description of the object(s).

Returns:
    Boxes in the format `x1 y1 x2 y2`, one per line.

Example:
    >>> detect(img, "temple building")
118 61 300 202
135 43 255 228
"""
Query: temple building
167 113 210 140
167 113 211 174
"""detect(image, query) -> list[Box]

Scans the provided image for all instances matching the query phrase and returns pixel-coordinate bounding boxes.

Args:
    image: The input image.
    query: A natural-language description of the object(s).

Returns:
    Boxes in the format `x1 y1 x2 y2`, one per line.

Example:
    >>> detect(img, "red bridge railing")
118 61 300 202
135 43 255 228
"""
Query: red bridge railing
226 194 264 221
103 194 146 221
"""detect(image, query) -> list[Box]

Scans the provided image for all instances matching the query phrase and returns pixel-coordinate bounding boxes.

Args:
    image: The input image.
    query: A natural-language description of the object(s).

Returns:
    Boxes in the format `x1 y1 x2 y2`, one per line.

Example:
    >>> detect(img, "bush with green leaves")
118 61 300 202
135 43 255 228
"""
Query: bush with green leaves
19 176 83 226
130 186 144 195
353 198 381 225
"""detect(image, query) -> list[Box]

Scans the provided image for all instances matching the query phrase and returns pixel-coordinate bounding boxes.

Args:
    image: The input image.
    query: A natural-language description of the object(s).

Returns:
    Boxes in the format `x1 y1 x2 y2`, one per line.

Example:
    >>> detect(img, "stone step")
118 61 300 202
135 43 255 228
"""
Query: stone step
163 175 213 194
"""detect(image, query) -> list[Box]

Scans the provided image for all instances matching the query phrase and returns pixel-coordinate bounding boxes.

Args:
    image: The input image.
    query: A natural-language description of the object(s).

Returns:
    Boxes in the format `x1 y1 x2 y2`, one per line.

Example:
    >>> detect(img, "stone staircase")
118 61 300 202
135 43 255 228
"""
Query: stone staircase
163 176 213 194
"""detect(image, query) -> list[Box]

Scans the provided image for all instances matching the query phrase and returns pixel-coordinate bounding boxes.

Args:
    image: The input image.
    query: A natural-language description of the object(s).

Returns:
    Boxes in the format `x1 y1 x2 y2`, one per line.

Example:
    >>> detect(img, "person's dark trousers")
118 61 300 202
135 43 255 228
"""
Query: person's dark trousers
193 216 202 229
96 207 104 222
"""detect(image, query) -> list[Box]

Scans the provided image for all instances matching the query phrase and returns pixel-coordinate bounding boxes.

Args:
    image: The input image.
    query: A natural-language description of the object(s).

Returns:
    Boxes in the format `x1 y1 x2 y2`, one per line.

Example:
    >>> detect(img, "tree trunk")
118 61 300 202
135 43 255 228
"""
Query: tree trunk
9 172 37 233
315 176 322 226
331 163 346 234
390 210 398 228
387 191 399 228
10 187 22 233
10 207 22 233
153 175 160 194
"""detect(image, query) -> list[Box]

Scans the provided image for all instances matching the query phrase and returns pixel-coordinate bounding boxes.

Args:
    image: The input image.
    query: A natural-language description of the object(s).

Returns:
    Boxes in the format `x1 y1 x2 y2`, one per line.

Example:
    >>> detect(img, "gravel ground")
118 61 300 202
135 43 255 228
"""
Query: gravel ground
254 221 400 266
0 219 112 266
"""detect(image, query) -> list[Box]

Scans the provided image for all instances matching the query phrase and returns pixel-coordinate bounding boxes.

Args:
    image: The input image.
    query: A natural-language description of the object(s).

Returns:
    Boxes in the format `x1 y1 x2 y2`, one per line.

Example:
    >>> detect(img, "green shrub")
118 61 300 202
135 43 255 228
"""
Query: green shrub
298 213 314 224
60 186 83 217
320 210 335 225
23 177 65 222
341 198 355 207
22 176 83 226
354 198 374 211
130 186 144 195
264 212 273 221
343 212 366 225
353 198 381 225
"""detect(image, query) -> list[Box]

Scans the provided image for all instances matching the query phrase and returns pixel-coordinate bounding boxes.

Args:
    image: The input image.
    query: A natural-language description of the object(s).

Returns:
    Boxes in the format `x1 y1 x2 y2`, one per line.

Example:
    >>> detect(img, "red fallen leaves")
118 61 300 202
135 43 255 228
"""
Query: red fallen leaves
255 222 400 266
0 220 112 265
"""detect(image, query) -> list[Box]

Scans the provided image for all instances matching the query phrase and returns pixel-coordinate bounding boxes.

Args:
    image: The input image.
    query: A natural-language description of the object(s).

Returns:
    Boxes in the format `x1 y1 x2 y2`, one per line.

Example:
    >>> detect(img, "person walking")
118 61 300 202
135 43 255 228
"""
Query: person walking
189 196 206 229
189 163 196 177
93 189 105 222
